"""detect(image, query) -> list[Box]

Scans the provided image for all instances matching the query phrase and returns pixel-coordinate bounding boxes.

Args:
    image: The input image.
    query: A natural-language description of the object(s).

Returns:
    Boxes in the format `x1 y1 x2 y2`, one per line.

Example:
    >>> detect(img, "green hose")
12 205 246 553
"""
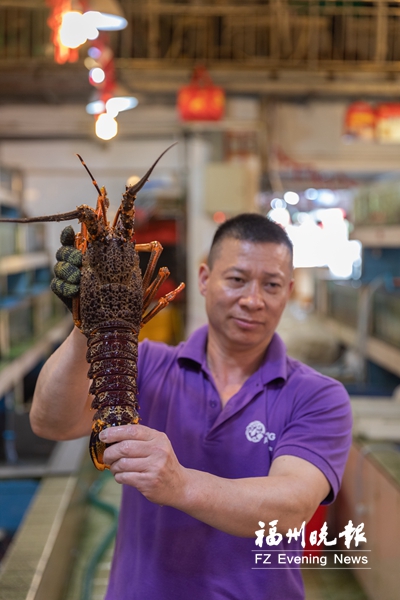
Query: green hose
80 471 119 600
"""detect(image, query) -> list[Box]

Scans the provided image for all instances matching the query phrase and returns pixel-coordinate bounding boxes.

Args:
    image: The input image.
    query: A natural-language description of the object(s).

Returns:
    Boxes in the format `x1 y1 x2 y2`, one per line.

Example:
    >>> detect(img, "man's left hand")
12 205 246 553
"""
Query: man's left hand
100 424 187 506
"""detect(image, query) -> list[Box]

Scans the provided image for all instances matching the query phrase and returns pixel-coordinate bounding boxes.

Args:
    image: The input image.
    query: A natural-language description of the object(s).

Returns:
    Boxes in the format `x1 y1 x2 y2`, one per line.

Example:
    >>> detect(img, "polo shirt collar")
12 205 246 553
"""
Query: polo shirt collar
177 325 288 384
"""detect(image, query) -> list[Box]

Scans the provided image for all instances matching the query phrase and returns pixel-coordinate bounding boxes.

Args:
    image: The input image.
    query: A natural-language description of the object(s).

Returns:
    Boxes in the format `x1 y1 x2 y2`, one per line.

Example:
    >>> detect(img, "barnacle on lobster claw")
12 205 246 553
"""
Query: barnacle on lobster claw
0 144 185 470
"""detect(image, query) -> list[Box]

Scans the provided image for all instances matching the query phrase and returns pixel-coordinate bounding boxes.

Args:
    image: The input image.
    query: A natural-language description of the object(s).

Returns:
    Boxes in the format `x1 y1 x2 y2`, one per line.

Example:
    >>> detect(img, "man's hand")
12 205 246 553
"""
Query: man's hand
50 225 82 312
100 424 188 506
100 426 331 539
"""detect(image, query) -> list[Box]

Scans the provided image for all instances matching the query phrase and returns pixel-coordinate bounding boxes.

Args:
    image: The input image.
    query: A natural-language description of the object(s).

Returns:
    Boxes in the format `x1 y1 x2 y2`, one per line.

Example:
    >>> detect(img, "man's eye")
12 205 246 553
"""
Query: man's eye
228 277 243 283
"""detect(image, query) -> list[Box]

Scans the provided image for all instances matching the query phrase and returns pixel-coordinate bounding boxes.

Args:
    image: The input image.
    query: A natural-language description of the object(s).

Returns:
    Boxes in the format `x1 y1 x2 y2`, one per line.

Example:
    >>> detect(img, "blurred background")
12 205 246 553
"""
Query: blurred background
1 1 400 599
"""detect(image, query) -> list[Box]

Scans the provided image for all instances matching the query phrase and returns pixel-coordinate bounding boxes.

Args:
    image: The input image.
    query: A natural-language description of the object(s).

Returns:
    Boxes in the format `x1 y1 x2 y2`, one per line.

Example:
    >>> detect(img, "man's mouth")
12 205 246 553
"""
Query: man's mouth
232 316 263 328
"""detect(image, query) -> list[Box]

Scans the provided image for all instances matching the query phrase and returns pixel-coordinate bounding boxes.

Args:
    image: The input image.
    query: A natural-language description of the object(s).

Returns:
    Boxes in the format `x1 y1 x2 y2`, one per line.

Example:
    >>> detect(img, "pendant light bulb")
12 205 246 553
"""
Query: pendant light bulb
83 0 128 31
96 113 118 140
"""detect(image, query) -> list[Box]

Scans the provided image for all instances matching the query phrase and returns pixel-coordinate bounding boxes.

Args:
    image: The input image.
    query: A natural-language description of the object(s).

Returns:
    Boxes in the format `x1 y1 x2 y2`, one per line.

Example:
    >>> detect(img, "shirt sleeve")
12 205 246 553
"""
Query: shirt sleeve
272 373 353 504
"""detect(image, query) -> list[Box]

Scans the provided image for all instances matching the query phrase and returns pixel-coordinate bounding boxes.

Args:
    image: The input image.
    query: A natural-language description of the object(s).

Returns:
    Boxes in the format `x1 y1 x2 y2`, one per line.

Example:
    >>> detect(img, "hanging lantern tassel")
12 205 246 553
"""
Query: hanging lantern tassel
177 66 225 121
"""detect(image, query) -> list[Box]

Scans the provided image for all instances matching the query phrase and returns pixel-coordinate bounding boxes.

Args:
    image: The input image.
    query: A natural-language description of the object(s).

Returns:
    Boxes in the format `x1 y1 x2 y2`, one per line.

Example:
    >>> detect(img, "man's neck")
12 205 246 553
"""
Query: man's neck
206 329 270 406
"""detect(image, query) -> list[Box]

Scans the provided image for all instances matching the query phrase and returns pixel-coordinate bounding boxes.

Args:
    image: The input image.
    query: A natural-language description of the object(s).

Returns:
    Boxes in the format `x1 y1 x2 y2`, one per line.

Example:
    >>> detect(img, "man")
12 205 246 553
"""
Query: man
31 214 352 600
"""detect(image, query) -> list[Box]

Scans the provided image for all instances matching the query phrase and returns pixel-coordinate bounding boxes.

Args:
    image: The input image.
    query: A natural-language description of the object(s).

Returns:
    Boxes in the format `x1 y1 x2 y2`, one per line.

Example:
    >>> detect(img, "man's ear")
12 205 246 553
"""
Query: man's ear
198 263 210 297
289 278 295 295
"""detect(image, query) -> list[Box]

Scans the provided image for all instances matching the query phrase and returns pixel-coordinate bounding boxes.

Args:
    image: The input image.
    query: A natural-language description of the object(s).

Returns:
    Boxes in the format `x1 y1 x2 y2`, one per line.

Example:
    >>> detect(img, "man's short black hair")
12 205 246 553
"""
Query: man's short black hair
208 213 293 268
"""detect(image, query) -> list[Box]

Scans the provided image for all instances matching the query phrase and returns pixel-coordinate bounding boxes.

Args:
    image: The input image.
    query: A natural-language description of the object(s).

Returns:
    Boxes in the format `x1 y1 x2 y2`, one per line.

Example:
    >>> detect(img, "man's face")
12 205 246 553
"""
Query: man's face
199 238 294 352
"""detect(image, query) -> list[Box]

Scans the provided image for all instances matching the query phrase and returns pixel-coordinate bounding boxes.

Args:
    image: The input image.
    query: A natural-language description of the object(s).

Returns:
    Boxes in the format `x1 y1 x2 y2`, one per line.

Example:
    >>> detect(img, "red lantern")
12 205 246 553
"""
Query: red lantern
376 103 400 143
344 101 375 141
177 66 225 121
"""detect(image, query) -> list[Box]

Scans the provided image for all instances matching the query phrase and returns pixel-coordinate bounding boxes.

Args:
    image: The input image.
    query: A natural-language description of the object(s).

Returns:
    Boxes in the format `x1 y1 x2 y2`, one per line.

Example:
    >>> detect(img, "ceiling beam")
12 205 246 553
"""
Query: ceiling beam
1 58 400 103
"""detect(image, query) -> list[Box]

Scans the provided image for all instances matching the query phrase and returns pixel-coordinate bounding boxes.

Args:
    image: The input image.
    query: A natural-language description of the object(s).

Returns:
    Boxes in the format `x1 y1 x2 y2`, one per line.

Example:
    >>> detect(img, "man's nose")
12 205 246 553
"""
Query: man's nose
238 283 264 309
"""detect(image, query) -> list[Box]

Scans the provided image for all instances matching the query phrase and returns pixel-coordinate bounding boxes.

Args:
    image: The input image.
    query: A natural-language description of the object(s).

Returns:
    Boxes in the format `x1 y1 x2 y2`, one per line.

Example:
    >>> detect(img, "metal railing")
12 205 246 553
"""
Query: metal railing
1 0 400 71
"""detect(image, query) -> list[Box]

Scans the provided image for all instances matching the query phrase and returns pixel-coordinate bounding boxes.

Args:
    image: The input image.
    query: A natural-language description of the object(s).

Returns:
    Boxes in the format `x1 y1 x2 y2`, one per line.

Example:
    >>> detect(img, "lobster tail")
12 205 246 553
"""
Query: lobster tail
87 323 140 470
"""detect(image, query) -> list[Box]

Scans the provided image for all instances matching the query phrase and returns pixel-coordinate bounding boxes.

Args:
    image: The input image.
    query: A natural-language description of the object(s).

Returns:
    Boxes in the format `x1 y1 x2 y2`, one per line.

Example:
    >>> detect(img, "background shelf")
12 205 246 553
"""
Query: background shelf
351 226 400 248
322 316 400 379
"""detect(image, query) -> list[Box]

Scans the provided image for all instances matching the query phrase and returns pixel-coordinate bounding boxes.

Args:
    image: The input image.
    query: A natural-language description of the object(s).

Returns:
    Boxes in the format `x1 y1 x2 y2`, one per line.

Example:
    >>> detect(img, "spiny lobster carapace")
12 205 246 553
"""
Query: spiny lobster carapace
0 144 184 470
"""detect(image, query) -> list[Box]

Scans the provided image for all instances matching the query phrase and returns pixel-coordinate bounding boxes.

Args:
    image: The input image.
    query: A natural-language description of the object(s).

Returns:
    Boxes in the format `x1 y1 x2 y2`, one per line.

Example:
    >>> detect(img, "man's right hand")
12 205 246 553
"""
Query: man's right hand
50 225 82 312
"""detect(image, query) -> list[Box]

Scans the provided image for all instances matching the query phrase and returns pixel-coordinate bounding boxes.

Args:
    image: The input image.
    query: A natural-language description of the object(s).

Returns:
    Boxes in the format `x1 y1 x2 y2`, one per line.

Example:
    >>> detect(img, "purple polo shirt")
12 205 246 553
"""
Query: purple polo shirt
105 326 352 600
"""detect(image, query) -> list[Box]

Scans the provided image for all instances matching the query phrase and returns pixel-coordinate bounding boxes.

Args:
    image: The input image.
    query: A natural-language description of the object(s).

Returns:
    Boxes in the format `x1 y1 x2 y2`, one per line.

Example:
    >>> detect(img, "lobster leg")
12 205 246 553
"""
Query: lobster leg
95 192 109 226
136 241 163 291
143 267 170 312
141 283 185 326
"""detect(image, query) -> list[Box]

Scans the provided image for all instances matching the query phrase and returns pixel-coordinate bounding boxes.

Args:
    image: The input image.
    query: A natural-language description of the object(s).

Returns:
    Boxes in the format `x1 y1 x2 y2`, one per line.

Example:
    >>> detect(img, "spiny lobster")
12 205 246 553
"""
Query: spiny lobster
0 144 184 470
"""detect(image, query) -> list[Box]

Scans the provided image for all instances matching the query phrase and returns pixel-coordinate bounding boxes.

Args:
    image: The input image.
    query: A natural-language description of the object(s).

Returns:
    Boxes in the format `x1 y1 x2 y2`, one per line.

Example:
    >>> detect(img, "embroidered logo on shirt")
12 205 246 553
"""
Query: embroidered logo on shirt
245 420 276 444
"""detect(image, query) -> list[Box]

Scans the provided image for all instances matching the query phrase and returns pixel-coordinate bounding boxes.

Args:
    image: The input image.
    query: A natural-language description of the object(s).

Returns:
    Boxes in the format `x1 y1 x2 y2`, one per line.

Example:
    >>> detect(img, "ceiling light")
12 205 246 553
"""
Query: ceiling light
82 13 100 40
127 175 141 187
59 12 87 48
106 95 138 118
86 86 139 116
86 95 106 115
83 0 128 31
89 67 106 84
59 9 99 49
267 207 291 227
270 198 286 209
96 113 118 140
88 46 102 59
283 191 300 206
305 188 318 200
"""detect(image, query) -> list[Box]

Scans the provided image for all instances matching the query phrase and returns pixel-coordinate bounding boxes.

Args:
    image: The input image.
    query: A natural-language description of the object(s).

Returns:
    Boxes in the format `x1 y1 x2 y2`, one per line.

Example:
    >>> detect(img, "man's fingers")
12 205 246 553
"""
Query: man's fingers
113 470 148 487
108 456 150 474
103 440 151 464
99 423 155 444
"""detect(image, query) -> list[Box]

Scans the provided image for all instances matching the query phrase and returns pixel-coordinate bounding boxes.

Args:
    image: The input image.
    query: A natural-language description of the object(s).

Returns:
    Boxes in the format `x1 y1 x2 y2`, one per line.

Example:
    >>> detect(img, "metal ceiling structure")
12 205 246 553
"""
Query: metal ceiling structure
2 0 400 104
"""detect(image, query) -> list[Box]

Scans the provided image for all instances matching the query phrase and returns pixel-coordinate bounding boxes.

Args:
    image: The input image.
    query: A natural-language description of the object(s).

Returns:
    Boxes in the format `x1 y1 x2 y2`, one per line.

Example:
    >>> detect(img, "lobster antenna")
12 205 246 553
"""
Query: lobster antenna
126 142 178 197
76 154 102 196
0 210 82 224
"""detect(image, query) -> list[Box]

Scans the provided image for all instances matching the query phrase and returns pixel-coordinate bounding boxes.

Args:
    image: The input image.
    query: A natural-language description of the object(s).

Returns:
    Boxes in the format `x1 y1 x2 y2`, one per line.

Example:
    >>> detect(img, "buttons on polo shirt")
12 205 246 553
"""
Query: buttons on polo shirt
210 400 217 408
